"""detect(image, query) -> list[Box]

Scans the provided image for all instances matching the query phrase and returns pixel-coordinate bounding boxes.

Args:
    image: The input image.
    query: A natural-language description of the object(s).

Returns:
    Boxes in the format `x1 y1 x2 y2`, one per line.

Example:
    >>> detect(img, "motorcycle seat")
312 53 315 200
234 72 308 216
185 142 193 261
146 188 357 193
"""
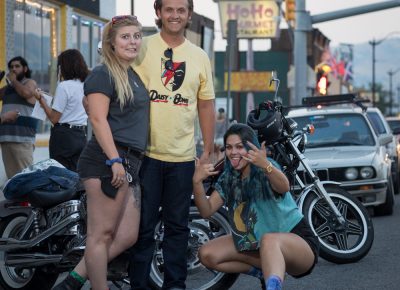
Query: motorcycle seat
28 187 81 208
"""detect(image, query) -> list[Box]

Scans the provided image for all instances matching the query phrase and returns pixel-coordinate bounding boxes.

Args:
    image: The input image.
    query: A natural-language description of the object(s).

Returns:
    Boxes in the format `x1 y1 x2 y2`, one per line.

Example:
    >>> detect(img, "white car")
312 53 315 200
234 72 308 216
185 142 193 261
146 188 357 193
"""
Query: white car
287 104 394 216
366 107 400 195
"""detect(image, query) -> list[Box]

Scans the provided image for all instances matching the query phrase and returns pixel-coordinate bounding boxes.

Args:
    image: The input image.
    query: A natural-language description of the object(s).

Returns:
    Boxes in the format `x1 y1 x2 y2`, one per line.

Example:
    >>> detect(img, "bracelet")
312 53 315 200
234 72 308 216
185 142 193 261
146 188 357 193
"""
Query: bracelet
262 161 273 175
105 157 124 166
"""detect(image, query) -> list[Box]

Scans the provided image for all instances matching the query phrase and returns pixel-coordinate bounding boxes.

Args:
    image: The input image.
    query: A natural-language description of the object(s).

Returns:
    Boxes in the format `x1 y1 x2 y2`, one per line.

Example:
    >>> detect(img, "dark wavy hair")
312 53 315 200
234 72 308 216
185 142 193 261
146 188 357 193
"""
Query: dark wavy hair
57 49 89 82
221 123 273 201
8 56 31 78
153 0 193 29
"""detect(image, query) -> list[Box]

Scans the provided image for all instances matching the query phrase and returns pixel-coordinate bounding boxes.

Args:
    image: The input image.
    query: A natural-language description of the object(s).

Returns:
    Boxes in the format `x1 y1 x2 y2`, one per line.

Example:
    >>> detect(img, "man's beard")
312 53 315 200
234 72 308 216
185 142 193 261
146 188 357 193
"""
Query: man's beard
16 72 25 81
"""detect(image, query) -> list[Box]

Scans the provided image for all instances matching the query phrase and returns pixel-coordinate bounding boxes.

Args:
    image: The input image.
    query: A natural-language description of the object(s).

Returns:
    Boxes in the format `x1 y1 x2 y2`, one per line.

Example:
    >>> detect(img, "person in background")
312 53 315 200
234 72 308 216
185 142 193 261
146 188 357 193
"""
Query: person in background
0 56 38 179
53 15 149 290
192 124 319 290
129 0 216 289
214 107 227 161
34 49 89 171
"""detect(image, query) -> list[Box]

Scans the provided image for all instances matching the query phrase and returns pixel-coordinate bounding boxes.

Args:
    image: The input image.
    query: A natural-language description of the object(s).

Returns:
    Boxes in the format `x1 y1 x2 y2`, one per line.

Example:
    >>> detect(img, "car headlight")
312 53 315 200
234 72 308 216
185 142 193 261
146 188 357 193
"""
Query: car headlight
345 168 358 180
360 167 374 179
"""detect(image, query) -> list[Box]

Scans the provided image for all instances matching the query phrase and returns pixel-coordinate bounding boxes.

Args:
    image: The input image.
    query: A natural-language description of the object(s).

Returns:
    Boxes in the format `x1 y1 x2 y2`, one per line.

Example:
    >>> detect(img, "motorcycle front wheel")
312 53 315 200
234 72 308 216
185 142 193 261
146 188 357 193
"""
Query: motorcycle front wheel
302 186 374 264
0 215 59 290
149 206 239 290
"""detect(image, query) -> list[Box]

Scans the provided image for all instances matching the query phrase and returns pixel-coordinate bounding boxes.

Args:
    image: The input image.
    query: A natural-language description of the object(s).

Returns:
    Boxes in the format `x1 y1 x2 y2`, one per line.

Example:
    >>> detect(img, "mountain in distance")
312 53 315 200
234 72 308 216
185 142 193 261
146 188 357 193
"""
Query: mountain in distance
343 37 400 90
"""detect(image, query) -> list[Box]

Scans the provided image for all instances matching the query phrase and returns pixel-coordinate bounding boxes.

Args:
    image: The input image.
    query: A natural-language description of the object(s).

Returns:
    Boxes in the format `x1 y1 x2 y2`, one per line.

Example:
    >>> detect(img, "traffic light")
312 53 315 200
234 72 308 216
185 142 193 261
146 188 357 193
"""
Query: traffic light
316 69 329 95
285 0 296 22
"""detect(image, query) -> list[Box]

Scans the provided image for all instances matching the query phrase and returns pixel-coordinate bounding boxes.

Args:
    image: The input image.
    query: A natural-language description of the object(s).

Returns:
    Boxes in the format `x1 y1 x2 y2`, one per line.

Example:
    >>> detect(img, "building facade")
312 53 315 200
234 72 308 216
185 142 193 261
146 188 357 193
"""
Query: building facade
1 0 115 93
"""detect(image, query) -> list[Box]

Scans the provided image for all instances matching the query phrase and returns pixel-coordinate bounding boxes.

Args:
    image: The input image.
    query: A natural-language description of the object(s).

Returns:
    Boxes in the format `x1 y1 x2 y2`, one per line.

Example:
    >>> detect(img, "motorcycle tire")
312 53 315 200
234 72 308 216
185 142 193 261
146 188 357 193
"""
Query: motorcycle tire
302 185 374 264
0 215 59 290
149 206 239 290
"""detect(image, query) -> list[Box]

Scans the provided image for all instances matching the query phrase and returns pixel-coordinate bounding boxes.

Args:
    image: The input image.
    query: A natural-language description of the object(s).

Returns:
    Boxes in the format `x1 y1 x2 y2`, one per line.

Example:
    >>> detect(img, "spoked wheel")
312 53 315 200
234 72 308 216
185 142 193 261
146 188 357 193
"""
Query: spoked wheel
0 215 58 290
302 186 374 264
149 207 239 290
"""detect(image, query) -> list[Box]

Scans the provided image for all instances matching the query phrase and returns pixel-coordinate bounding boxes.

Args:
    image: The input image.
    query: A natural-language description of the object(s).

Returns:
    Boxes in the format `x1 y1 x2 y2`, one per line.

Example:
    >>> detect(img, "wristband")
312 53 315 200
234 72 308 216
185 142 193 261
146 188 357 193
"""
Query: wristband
105 157 124 166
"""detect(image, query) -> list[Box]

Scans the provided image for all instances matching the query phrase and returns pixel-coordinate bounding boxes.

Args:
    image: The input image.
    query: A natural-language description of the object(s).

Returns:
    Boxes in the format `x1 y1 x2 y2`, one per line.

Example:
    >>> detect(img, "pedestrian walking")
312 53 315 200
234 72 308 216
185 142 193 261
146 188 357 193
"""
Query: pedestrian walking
129 0 216 289
34 49 89 171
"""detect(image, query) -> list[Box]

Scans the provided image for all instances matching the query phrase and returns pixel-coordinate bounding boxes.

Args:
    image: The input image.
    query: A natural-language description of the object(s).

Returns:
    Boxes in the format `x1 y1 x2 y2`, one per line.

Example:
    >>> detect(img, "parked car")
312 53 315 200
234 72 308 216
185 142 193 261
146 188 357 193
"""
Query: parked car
287 99 394 216
386 116 400 142
366 108 400 194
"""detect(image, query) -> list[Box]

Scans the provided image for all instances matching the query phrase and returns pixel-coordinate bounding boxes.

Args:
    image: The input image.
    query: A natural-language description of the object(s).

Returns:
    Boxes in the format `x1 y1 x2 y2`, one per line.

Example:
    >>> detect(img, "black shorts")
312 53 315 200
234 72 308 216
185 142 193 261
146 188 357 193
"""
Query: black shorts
77 137 143 198
290 218 320 278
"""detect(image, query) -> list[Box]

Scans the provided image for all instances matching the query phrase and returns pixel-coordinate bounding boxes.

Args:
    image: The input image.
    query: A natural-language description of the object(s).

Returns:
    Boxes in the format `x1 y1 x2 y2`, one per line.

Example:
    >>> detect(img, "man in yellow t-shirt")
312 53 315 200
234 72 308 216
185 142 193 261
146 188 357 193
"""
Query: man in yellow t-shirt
129 0 216 289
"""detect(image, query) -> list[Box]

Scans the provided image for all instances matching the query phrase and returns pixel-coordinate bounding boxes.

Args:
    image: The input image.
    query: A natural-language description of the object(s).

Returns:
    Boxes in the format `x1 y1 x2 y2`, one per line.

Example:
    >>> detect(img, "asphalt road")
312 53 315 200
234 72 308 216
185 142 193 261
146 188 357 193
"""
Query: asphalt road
5 147 400 289
76 194 400 290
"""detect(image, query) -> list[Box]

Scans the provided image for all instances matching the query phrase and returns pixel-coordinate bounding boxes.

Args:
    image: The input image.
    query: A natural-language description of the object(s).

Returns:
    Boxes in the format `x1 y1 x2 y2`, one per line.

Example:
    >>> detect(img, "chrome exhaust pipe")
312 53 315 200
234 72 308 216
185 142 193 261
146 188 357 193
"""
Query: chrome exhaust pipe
5 253 63 267
0 215 80 251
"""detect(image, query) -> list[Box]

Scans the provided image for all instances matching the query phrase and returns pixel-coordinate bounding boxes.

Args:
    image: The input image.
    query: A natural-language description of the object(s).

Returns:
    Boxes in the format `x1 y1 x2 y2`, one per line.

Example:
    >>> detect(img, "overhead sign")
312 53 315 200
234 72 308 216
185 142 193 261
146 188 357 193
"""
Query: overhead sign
224 71 274 92
218 0 280 39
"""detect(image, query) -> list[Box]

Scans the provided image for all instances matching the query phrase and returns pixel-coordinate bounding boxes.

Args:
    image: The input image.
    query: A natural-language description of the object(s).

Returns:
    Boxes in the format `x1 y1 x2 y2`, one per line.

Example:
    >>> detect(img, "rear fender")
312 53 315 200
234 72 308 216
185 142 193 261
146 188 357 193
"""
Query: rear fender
0 199 31 218
296 181 340 210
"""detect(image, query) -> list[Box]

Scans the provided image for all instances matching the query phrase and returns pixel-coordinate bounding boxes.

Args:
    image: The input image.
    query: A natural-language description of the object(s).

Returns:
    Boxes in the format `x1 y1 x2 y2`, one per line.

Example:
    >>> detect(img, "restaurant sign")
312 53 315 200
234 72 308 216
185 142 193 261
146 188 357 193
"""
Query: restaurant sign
224 71 275 92
218 0 280 39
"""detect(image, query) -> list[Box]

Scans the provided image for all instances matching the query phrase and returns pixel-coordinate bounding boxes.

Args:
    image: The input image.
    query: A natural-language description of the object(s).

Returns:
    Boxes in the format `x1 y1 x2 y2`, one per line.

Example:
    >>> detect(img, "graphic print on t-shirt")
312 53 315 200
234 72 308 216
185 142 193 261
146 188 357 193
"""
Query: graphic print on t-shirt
161 58 186 92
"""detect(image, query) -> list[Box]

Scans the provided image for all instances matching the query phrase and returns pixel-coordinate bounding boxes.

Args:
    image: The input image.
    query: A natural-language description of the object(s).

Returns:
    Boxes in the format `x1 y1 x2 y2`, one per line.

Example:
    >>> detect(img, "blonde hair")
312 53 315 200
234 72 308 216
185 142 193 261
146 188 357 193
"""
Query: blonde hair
101 16 142 108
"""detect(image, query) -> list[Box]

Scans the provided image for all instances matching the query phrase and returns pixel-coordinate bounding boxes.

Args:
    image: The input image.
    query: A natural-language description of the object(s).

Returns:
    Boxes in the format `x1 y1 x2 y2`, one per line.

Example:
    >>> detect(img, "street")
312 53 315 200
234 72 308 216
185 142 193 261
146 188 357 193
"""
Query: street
77 194 400 290
3 146 400 289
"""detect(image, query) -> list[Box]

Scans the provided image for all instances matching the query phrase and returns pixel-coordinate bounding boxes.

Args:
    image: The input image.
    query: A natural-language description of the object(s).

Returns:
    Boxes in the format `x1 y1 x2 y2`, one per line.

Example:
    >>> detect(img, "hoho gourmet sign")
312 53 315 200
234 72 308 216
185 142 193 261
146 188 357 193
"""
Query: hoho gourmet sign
218 0 280 39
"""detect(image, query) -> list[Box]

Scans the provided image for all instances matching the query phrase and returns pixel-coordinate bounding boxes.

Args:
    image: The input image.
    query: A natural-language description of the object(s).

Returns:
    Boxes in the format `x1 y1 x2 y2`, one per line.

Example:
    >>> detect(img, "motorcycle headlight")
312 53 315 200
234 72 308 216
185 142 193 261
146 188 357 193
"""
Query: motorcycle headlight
360 167 374 179
345 168 358 180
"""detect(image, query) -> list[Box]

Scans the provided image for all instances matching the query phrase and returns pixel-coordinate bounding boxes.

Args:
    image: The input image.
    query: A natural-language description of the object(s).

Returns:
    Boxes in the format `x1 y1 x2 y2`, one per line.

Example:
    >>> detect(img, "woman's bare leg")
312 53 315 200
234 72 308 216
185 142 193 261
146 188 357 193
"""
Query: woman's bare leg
84 178 135 290
259 232 315 280
198 235 261 273
74 184 141 279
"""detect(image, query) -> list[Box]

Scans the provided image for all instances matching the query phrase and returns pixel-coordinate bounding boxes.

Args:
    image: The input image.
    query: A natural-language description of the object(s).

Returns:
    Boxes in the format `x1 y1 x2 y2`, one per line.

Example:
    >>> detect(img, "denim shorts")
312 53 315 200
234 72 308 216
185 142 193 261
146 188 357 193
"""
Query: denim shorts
290 218 320 278
77 137 143 198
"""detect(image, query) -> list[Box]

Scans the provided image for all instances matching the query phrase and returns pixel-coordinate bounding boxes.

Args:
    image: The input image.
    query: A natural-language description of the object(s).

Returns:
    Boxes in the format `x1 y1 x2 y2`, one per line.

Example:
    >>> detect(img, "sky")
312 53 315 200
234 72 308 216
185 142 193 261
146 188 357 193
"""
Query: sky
117 0 400 50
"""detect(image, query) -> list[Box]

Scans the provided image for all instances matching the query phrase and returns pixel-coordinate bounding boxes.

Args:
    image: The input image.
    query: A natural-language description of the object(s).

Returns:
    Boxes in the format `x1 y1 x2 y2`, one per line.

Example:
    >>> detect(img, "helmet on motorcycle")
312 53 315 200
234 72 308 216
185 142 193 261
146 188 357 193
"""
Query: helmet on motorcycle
247 108 283 145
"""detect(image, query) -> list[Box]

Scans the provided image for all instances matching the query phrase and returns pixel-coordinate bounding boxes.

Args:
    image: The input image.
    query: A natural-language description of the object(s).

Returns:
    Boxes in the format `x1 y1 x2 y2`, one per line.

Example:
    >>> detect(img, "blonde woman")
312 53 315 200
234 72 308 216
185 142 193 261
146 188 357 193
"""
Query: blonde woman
53 15 149 290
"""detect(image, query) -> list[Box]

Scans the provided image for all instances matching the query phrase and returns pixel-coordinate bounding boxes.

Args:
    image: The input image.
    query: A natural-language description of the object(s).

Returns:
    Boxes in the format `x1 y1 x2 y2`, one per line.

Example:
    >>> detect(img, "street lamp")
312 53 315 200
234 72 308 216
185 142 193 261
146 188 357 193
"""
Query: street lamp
369 31 400 107
388 67 400 116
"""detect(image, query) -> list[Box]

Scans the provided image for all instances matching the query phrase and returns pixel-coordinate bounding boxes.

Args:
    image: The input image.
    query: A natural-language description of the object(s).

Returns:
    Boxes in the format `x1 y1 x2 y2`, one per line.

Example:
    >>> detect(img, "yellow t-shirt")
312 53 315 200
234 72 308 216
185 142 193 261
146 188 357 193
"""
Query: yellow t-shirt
133 33 215 162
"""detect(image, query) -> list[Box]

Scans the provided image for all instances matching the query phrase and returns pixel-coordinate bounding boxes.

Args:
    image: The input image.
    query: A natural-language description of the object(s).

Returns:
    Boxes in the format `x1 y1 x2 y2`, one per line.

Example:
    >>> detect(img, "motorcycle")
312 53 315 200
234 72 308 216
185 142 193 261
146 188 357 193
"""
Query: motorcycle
244 76 374 264
0 173 237 290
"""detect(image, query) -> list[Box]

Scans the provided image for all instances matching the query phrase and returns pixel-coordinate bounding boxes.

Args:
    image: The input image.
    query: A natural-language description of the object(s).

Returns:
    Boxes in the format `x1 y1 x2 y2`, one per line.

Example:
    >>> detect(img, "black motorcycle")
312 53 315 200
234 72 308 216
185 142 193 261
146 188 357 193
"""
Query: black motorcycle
0 180 237 290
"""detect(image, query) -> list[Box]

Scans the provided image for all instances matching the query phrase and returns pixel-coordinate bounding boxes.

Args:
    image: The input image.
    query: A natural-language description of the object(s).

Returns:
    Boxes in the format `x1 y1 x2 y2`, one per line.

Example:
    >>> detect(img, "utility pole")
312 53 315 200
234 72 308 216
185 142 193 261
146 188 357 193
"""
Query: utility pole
371 39 377 107
294 0 400 105
369 31 400 107
388 68 400 116
131 0 134 15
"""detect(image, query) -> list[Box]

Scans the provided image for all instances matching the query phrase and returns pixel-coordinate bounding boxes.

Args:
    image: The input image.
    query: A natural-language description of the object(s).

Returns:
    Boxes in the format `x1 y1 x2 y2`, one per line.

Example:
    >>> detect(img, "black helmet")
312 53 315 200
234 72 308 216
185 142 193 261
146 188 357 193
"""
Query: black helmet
247 108 283 145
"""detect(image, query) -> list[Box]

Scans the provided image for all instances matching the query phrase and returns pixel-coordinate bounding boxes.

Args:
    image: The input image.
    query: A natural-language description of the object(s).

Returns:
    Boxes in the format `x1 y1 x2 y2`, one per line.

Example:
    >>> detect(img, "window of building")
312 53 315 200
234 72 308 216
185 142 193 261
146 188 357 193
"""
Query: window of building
71 14 103 68
13 0 57 92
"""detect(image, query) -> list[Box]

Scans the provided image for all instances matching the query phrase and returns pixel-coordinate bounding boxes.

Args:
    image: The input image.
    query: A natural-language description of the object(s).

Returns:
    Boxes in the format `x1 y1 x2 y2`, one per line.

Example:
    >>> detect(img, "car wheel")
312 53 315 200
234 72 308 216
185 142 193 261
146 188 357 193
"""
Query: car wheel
375 176 395 216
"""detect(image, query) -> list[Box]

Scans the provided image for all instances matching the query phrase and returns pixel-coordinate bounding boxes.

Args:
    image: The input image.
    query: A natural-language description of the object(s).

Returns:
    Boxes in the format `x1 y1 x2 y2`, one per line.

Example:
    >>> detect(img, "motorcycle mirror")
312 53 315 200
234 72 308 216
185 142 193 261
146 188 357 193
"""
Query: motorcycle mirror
269 71 280 102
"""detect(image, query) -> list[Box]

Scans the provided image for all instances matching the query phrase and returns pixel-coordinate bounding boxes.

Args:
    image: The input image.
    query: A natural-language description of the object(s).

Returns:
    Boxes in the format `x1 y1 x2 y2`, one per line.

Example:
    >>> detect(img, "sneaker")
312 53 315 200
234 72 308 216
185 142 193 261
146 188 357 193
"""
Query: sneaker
266 275 282 290
52 274 84 290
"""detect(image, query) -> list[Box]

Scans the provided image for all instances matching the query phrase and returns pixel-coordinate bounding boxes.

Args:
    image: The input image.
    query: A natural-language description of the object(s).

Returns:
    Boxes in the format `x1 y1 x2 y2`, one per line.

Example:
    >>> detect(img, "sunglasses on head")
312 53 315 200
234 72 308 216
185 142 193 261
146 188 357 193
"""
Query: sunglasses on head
164 48 174 71
111 15 137 26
